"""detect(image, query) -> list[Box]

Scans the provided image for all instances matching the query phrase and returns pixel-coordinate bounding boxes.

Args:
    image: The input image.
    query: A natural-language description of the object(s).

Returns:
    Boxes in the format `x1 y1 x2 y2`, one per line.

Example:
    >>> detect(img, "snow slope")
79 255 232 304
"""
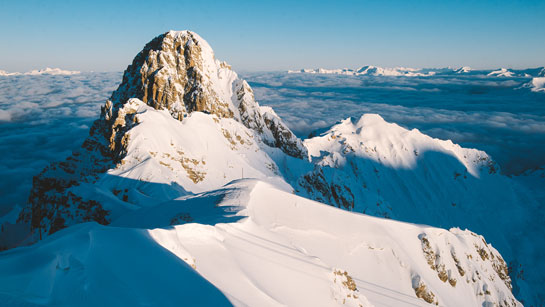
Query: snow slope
0 180 519 306
1 30 538 305
295 115 544 304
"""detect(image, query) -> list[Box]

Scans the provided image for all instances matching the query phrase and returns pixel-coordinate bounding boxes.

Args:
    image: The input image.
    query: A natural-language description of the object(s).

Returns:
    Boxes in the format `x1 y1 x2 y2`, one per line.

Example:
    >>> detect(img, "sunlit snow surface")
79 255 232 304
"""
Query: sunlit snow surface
0 69 543 306
1 70 544 215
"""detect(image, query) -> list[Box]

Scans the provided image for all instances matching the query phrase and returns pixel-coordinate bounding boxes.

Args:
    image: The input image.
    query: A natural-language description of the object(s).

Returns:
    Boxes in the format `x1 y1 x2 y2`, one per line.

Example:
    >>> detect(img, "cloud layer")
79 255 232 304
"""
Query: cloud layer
0 72 121 215
243 72 545 175
1 71 544 216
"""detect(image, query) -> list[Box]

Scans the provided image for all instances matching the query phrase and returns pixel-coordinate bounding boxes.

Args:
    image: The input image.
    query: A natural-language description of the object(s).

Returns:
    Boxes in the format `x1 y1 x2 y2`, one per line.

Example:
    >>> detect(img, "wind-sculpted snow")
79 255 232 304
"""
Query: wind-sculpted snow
0 180 521 306
0 72 121 222
0 223 233 306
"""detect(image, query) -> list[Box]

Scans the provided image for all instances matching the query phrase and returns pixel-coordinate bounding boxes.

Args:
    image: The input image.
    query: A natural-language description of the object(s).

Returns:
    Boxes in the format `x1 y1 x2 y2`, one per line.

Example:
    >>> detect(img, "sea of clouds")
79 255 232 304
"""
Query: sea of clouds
1 71 544 216
243 72 545 175
0 72 121 216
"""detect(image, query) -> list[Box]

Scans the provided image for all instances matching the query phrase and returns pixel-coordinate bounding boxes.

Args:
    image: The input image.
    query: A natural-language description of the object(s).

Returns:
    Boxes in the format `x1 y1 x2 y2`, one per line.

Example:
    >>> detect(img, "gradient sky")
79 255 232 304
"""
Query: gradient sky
1 0 544 72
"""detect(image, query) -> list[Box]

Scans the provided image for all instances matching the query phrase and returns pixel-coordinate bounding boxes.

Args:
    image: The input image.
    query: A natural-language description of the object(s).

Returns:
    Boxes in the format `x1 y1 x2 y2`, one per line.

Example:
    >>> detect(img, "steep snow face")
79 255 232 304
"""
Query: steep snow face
0 181 520 307
20 97 292 237
294 114 543 305
107 99 290 196
298 113 502 216
305 114 491 176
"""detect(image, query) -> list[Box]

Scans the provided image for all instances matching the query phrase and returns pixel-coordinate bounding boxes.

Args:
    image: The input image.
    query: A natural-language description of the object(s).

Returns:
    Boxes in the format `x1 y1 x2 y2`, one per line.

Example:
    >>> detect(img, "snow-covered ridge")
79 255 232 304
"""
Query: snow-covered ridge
305 114 491 177
0 180 520 306
3 30 541 305
0 67 81 76
487 68 515 77
454 66 472 73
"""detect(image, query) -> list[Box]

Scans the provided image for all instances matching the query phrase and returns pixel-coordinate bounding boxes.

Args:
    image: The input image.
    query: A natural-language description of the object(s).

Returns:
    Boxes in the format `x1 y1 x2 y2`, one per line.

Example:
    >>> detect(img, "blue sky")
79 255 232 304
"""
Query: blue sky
1 0 544 72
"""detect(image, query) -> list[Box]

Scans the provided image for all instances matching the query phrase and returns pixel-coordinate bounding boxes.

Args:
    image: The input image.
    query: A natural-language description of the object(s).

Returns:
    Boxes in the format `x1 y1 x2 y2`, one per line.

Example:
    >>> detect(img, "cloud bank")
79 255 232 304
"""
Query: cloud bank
0 72 121 215
1 70 544 216
243 72 545 176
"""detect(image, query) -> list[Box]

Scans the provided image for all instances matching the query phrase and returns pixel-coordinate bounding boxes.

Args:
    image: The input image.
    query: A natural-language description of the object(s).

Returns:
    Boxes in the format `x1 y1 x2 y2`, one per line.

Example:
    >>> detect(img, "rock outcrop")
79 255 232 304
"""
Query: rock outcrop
107 30 305 157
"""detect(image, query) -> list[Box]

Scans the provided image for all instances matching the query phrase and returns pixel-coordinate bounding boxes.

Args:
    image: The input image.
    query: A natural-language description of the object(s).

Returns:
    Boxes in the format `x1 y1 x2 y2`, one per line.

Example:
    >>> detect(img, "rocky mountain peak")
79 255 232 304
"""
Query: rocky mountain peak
110 30 233 120
104 30 306 159
18 30 307 239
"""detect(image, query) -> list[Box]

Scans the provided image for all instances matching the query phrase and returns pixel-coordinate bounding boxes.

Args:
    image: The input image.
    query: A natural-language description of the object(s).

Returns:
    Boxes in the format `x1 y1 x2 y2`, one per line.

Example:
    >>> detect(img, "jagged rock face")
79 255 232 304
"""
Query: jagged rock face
19 100 142 236
108 30 306 159
111 31 233 119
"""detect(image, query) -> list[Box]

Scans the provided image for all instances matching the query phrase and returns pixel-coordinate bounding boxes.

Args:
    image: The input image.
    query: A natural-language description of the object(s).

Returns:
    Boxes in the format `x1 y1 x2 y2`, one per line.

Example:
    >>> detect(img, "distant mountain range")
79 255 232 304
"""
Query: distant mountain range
289 65 545 78
0 67 81 76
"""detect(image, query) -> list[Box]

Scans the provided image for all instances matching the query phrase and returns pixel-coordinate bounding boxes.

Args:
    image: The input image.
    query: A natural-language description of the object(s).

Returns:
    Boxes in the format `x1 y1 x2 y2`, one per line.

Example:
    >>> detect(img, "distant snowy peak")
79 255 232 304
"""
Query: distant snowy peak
26 67 81 75
289 65 436 77
488 68 515 77
287 68 354 75
306 114 495 177
517 67 545 92
523 77 545 92
454 66 472 73
355 65 434 76
0 67 80 76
